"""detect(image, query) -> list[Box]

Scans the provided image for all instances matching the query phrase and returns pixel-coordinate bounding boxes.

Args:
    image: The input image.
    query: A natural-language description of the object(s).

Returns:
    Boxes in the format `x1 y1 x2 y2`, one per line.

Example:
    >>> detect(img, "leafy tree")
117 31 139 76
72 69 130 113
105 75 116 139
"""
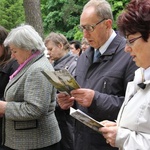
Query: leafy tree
0 0 130 40
41 0 87 40
41 0 130 41
0 0 25 30
108 0 130 29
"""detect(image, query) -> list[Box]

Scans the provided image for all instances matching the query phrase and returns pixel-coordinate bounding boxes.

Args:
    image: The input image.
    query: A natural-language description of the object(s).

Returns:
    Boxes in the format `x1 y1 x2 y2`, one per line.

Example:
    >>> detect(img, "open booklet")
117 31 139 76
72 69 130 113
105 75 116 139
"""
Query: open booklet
70 107 104 133
41 69 80 95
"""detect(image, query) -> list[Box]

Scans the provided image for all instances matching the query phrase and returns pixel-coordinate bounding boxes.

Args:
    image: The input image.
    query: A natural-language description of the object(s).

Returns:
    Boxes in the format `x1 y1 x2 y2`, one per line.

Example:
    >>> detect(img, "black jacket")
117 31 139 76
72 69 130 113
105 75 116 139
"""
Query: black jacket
0 59 19 99
0 59 19 146
53 53 78 150
74 35 138 150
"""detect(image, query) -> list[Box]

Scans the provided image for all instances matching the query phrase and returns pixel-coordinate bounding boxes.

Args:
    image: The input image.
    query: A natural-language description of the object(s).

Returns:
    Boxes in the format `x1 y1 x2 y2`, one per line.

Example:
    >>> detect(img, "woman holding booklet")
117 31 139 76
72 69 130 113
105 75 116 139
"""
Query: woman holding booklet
99 0 150 149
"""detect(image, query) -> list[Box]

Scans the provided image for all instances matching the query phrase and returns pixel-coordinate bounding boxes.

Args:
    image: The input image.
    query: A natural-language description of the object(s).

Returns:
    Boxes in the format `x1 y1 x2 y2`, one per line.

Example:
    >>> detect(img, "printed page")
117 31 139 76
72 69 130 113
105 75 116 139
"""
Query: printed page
70 107 104 133
41 69 80 95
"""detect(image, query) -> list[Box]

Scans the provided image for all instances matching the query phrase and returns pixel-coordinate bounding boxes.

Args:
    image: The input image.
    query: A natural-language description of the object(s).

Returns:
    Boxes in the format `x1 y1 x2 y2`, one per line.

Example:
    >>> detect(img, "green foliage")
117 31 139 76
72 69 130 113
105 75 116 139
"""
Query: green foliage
0 0 130 40
41 0 130 40
0 0 25 30
108 0 130 30
41 0 87 40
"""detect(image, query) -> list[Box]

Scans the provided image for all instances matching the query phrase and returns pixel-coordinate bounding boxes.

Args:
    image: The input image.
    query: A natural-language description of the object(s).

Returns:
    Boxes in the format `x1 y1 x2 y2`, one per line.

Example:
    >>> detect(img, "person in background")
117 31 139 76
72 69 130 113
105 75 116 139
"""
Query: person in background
44 32 78 150
45 32 78 76
81 37 90 52
57 0 138 150
0 24 61 150
0 26 19 149
70 40 82 56
99 0 150 149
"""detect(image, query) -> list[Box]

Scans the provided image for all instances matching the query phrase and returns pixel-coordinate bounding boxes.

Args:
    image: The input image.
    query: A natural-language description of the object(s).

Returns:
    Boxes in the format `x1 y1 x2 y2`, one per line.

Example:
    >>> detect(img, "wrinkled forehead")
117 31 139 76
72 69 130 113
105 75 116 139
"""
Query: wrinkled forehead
80 7 100 24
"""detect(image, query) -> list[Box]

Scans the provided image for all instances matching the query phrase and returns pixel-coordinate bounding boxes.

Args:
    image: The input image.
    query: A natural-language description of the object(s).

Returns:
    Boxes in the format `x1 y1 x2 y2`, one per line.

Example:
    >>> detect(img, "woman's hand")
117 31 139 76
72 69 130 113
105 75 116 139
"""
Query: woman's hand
0 101 7 116
99 120 118 147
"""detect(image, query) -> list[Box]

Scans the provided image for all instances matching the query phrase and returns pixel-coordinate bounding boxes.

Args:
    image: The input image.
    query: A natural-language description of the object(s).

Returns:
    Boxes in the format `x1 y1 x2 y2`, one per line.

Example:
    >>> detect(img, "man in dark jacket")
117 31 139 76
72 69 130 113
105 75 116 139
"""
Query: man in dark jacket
57 0 138 150
44 32 78 150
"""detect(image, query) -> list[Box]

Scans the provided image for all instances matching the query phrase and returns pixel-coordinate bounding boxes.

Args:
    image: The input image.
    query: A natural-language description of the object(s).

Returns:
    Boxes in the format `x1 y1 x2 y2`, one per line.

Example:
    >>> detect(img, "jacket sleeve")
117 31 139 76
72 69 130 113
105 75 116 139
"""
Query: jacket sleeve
5 67 55 120
115 127 150 150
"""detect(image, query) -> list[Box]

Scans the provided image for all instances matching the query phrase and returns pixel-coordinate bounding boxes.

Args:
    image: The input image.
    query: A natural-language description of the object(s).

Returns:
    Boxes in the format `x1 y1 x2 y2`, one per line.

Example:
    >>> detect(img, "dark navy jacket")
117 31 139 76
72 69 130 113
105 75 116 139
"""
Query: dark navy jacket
74 35 138 150
53 53 78 150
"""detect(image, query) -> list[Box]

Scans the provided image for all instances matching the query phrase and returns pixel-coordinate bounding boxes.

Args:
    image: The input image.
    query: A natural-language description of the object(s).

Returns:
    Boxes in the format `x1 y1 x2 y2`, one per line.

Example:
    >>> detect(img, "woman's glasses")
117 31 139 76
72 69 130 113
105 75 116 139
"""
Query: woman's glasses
126 36 142 46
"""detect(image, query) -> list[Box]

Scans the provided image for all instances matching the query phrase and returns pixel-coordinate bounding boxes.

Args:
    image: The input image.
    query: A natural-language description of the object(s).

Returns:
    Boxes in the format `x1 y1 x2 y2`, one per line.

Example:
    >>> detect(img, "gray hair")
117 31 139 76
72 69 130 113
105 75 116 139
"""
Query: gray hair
4 24 46 53
83 0 113 21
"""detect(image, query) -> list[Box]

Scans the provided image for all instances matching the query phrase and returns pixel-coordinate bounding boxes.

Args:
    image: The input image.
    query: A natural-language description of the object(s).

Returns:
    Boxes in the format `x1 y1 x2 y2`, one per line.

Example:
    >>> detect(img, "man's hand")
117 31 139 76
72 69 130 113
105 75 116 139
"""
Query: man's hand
70 88 95 107
57 93 75 110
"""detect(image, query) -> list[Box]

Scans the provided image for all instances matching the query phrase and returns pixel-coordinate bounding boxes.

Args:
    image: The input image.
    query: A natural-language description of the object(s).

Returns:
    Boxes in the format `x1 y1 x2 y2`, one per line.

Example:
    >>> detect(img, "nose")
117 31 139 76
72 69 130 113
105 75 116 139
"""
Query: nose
83 30 90 38
47 51 51 56
124 44 132 53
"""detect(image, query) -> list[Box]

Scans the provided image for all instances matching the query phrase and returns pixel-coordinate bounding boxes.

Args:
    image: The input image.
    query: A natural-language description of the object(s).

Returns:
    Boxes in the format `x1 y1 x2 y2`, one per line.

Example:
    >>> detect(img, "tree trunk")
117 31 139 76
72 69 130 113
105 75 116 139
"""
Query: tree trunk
23 0 44 38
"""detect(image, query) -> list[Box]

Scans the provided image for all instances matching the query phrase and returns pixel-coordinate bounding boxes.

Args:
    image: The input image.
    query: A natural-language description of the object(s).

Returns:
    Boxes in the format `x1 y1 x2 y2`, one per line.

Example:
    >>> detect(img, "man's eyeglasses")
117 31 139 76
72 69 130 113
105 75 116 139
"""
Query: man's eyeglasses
126 35 142 46
78 18 106 32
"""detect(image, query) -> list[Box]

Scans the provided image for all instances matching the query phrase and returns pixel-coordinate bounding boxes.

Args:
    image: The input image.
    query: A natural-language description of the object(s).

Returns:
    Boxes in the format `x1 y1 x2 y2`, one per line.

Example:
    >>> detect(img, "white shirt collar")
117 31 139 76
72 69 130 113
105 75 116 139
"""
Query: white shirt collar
96 30 116 54
134 67 150 84
144 67 150 81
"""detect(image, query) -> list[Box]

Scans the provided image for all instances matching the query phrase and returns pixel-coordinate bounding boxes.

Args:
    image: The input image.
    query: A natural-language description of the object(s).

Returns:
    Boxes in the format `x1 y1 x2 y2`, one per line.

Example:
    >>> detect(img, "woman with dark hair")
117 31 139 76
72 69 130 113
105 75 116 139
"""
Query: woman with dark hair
99 0 150 149
0 26 18 99
0 26 18 149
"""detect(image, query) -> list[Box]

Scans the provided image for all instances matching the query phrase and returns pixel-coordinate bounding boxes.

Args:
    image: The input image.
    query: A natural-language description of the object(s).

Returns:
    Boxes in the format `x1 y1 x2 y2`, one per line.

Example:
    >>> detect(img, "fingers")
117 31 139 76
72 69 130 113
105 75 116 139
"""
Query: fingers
100 120 117 127
99 123 117 147
70 89 95 107
57 93 74 110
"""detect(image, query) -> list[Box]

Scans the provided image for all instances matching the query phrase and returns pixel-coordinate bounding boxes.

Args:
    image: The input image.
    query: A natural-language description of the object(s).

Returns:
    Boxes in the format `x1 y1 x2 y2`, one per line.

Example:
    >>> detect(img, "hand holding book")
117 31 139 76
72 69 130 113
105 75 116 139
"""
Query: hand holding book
41 69 80 95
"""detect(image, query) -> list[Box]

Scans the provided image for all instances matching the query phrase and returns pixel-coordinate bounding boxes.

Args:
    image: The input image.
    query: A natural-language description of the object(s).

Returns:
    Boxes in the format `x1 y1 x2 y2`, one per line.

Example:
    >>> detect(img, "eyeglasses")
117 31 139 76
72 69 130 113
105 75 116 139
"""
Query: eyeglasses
126 35 142 46
78 18 106 32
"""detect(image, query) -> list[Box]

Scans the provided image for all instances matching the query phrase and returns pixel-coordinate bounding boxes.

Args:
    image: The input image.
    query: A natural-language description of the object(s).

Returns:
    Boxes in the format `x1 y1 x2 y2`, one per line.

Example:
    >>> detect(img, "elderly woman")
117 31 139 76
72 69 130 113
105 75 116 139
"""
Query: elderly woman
99 0 150 149
0 25 61 150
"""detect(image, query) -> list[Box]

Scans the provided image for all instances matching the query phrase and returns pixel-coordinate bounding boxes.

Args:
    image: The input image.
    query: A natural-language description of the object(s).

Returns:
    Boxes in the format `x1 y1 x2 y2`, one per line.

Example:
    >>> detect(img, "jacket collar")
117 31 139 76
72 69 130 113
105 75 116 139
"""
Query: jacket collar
5 53 44 90
84 34 126 63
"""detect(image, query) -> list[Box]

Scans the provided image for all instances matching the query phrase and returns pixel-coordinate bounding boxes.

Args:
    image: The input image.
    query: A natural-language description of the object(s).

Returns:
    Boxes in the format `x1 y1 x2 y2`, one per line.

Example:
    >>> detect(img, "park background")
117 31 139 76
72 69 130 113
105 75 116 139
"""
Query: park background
0 0 129 40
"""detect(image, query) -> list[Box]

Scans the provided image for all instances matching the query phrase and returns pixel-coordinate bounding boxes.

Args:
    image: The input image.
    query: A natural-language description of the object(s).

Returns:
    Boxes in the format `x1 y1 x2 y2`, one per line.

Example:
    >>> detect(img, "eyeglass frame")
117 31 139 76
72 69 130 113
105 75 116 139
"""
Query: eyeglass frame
78 18 106 32
126 35 142 46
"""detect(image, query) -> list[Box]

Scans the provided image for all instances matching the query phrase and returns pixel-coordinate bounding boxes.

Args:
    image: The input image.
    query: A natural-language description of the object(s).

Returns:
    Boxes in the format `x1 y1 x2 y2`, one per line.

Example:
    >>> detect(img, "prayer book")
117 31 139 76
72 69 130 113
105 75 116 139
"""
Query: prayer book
41 69 80 95
70 107 104 133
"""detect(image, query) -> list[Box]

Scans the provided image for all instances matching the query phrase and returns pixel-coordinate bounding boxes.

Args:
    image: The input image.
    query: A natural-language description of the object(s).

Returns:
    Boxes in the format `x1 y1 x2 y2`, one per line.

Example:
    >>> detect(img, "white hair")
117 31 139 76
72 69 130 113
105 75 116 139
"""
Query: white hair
4 24 46 53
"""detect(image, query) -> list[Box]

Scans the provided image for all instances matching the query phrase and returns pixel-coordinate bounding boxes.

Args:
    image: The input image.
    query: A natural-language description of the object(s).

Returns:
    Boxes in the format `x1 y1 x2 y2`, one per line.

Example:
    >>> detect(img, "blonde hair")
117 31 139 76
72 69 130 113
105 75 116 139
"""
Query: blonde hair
44 32 70 51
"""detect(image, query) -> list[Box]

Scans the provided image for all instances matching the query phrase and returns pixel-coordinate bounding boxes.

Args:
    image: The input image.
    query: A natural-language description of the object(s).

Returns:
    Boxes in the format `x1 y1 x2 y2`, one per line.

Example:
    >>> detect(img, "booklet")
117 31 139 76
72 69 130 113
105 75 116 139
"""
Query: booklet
41 69 80 95
70 107 104 133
